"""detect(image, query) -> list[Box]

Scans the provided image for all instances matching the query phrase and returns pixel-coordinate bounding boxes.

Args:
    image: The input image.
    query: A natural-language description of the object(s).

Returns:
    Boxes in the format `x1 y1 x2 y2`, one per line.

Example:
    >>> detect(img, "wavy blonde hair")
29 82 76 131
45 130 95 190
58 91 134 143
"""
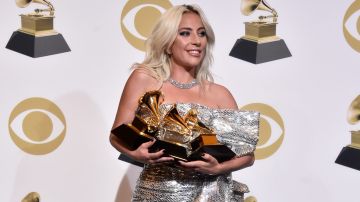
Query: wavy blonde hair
134 4 215 84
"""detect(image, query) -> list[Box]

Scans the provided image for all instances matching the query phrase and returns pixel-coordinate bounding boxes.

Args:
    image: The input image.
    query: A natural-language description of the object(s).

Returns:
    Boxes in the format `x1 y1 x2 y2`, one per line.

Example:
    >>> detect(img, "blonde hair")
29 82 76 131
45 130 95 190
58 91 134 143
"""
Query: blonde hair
134 4 215 84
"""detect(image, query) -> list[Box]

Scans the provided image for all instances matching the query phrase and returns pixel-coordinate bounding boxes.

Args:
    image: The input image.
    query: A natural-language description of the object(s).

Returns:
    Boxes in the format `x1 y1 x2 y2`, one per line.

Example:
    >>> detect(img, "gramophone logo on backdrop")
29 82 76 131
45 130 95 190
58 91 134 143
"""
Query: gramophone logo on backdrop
343 0 360 53
241 103 285 159
6 0 70 58
335 95 360 170
229 0 291 64
121 0 172 51
8 97 66 155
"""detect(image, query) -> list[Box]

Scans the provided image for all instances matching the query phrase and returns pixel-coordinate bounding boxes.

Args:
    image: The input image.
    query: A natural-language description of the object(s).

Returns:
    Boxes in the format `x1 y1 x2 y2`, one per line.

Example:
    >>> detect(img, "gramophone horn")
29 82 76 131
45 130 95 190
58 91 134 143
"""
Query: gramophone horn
16 0 43 8
15 0 30 8
15 0 54 15
347 95 360 125
21 192 40 202
241 0 277 17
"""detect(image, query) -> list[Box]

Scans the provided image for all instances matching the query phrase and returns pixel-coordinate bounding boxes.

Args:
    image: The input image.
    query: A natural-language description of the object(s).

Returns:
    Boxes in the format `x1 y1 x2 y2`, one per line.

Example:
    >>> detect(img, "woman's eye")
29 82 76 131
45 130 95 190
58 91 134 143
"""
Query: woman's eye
179 31 190 36
198 31 207 37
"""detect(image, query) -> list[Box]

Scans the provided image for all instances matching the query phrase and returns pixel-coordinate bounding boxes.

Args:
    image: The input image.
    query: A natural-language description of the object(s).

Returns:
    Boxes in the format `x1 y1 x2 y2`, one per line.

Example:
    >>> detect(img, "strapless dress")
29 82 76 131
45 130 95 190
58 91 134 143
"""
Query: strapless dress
131 103 259 202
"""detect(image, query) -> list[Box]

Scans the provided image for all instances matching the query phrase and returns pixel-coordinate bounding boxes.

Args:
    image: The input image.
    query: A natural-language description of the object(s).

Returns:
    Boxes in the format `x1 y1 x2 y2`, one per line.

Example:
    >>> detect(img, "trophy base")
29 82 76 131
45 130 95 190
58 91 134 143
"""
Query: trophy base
229 38 291 64
153 140 191 161
118 153 144 167
111 124 155 151
6 30 70 58
335 146 360 171
154 142 236 163
189 145 236 163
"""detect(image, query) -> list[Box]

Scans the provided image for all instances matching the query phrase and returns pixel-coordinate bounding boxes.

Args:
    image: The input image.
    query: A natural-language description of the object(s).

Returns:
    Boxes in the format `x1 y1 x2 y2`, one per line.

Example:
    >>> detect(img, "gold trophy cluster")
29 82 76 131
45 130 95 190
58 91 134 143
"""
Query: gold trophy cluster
111 91 235 163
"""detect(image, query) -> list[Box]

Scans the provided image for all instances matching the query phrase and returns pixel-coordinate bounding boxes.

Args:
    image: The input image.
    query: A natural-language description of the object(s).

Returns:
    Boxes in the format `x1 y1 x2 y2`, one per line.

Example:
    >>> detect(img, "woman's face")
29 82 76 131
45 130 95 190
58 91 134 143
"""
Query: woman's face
170 12 207 70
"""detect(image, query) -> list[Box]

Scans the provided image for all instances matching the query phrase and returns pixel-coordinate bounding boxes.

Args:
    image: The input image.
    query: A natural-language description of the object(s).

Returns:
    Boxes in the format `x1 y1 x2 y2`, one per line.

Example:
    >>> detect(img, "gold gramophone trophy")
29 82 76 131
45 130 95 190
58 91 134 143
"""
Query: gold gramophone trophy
335 95 360 170
229 0 291 64
6 0 70 57
112 91 236 166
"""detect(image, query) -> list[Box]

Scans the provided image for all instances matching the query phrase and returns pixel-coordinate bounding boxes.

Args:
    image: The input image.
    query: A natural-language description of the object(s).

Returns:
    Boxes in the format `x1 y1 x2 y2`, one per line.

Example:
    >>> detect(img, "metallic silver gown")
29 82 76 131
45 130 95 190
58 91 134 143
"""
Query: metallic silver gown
132 103 259 202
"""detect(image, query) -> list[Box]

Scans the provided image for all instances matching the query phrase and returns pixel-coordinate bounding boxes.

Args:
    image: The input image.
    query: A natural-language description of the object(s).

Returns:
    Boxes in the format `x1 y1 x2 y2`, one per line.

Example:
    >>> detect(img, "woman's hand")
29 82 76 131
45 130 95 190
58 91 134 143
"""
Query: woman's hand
179 153 222 175
129 140 174 164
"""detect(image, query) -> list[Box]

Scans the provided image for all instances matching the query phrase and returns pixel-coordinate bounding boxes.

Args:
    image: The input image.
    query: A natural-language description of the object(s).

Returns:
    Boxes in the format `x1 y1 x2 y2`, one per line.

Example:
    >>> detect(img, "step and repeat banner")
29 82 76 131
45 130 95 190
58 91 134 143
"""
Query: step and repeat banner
1 0 360 201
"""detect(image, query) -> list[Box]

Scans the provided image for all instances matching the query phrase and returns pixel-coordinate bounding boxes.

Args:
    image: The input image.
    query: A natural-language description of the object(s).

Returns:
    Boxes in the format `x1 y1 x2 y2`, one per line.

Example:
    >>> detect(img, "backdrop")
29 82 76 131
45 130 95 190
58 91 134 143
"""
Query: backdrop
1 0 360 201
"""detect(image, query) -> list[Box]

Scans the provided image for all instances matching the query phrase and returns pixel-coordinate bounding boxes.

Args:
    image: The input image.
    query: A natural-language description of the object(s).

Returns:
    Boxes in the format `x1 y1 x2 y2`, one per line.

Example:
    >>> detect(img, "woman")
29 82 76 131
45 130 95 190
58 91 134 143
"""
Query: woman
110 4 259 202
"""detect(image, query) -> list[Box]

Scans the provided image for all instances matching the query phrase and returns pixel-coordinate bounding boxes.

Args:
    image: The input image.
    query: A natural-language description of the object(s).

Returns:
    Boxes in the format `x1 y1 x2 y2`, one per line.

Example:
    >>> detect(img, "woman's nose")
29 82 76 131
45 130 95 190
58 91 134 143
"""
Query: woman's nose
191 34 201 46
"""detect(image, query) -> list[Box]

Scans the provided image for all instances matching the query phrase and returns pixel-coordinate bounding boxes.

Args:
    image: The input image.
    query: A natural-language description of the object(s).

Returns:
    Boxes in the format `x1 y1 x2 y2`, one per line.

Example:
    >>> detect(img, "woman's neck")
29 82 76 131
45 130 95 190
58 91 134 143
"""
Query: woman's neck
170 64 196 83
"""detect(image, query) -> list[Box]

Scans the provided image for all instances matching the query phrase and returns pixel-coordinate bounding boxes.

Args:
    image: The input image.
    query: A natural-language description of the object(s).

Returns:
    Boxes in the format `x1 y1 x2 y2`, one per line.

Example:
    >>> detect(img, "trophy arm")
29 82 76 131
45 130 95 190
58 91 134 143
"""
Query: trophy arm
35 0 55 16
258 9 278 23
257 1 278 23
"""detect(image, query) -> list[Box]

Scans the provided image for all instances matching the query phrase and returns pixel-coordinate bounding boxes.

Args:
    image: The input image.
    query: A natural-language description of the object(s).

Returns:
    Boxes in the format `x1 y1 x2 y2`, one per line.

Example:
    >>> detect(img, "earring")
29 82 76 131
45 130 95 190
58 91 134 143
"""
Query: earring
166 49 172 55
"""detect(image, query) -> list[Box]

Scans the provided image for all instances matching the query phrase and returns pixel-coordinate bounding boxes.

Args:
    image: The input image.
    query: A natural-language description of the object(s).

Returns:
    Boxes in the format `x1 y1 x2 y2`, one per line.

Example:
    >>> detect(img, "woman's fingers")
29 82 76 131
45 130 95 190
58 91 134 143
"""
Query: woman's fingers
178 153 220 175
146 149 174 164
147 149 165 160
149 156 174 164
201 153 218 164
136 141 177 164
139 139 156 149
178 160 204 168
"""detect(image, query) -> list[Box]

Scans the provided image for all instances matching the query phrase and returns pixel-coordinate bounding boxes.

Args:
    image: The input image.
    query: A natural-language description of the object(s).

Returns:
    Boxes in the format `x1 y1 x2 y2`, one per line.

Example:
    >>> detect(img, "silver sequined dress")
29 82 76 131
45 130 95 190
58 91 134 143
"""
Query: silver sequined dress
132 103 259 202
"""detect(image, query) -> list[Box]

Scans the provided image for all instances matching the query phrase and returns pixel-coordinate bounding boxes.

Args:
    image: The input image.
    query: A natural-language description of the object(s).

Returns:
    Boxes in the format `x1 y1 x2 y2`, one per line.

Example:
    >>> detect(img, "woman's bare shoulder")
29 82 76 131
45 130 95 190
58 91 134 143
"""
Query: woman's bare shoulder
126 67 161 91
204 81 238 109
112 67 161 127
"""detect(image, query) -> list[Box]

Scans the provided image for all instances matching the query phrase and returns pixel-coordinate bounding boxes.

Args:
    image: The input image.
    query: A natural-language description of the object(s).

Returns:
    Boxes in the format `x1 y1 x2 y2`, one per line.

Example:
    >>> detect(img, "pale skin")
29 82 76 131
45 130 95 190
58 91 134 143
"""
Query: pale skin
110 12 254 175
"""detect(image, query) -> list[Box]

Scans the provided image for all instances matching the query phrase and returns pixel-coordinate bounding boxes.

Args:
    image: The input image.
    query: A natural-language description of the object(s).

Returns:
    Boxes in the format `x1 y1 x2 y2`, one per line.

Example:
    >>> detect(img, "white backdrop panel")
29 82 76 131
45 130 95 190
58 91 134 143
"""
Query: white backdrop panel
1 0 360 202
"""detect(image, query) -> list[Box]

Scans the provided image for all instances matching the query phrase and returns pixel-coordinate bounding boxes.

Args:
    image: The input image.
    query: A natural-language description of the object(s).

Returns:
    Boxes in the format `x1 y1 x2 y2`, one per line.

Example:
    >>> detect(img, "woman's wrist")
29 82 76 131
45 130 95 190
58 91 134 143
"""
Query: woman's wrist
213 163 230 175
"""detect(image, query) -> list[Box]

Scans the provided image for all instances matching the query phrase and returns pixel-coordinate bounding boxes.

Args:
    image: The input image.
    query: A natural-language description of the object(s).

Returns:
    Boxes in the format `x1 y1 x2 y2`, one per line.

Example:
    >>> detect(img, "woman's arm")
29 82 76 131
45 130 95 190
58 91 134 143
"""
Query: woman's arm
109 69 173 164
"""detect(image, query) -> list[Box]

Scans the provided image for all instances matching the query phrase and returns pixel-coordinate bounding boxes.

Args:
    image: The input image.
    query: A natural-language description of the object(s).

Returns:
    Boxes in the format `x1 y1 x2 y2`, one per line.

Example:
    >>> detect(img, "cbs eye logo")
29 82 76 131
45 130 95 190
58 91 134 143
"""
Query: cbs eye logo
8 97 66 155
121 0 173 51
343 0 360 53
241 103 285 160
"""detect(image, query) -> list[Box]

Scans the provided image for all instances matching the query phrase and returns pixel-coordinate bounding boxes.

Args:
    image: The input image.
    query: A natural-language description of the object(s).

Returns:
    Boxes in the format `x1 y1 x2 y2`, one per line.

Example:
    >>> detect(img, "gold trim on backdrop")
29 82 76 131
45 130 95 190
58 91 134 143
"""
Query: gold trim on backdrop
343 0 360 53
120 0 172 51
8 97 66 155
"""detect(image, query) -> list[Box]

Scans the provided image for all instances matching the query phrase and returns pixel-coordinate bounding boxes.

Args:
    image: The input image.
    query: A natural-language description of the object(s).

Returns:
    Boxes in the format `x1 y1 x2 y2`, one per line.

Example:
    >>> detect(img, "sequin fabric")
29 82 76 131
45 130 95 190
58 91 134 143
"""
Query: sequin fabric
131 103 260 202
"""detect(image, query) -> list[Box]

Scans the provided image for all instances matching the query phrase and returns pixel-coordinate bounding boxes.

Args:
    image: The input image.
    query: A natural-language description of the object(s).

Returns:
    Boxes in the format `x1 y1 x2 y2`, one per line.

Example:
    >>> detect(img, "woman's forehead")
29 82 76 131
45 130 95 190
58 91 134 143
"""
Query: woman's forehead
178 12 204 28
